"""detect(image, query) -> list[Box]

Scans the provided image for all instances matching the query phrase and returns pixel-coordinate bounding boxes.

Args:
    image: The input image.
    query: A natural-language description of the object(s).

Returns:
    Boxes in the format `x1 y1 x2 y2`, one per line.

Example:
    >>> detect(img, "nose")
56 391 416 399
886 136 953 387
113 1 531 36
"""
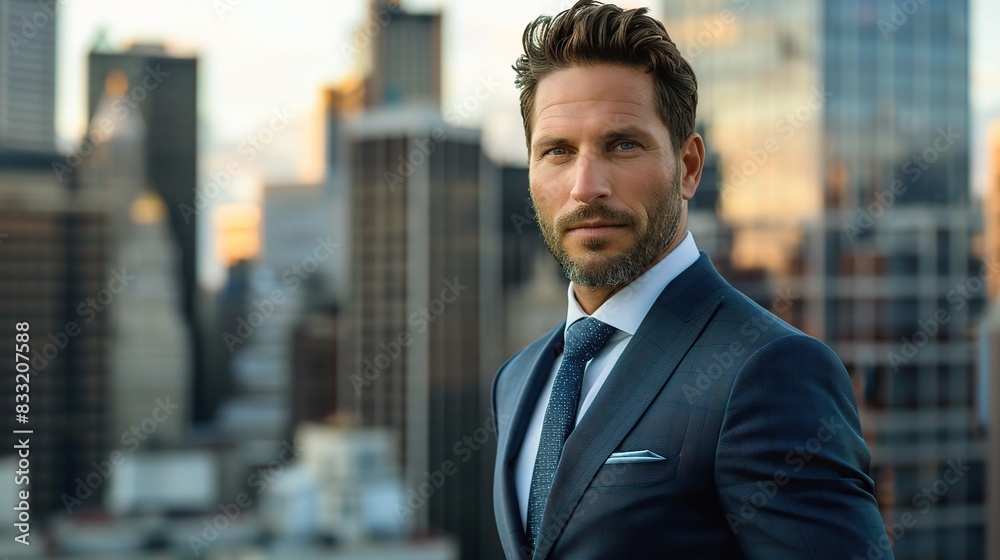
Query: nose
568 153 612 204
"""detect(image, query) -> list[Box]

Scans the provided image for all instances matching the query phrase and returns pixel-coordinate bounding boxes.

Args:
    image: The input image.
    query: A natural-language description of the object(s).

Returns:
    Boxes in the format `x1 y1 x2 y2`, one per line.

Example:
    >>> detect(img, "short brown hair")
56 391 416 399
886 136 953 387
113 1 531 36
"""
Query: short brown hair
513 0 697 153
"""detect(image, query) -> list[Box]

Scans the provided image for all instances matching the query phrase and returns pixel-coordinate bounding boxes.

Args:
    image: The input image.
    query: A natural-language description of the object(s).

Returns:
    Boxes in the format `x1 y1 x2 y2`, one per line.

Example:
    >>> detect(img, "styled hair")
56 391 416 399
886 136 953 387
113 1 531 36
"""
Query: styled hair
513 0 698 153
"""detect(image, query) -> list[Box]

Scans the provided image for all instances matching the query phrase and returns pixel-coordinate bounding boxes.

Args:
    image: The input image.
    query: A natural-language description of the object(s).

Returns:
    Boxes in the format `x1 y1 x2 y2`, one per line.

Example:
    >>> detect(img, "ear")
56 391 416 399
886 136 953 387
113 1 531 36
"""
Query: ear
678 133 705 201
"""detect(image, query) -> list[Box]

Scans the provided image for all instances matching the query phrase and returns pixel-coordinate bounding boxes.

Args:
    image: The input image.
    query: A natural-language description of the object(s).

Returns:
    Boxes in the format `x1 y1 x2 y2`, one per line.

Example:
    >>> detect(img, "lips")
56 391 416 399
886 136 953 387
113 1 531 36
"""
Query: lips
566 222 624 233
565 221 627 238
567 220 624 231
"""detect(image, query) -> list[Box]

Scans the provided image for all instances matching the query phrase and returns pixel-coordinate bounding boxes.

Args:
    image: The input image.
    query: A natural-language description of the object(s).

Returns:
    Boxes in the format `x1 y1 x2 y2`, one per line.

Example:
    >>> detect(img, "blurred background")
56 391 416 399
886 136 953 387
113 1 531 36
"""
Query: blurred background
0 0 997 558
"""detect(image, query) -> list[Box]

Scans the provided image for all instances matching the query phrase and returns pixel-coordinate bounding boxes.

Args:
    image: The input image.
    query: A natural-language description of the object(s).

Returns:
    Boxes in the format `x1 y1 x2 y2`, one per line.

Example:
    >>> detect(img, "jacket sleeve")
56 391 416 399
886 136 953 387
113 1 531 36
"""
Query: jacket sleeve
714 334 893 559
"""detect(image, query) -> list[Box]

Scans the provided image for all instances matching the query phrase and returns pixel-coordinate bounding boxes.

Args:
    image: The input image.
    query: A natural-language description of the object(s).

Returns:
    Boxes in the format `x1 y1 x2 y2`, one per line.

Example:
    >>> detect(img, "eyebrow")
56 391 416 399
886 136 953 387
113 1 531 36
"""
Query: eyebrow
600 126 657 146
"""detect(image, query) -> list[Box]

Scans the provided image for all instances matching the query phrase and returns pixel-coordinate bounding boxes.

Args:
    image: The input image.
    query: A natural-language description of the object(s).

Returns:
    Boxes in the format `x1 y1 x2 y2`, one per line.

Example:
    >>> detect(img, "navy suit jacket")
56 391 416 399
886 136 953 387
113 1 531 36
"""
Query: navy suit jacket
491 253 890 559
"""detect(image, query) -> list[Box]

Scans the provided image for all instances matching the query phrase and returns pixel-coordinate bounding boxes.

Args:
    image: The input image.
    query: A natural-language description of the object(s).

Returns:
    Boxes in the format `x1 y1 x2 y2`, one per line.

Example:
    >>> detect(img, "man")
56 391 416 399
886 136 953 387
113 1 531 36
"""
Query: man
490 2 891 559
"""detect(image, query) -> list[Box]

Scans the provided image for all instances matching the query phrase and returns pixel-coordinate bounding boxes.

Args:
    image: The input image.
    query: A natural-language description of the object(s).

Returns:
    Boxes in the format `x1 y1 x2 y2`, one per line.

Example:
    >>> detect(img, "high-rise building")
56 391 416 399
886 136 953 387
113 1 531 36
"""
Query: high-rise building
342 106 502 559
340 4 502 556
363 1 441 109
663 1 984 557
0 4 113 521
81 88 190 446
663 0 969 269
86 44 206 420
0 158 111 521
290 305 340 430
0 0 57 154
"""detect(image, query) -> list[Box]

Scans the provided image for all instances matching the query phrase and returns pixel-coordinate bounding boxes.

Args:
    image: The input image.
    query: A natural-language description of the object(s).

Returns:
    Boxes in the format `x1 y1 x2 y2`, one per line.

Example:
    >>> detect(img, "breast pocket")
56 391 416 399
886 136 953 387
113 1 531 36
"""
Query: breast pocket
589 399 693 488
589 452 681 487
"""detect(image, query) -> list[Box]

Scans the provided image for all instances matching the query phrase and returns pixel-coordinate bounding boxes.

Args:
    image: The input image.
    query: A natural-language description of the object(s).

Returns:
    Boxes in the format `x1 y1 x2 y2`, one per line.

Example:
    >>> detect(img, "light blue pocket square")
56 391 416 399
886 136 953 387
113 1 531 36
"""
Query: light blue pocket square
605 450 666 464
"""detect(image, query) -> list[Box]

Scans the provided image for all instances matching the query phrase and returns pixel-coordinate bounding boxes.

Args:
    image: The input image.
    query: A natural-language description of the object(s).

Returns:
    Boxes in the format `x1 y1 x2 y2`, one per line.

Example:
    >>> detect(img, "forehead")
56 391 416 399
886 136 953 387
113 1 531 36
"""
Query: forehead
531 64 660 138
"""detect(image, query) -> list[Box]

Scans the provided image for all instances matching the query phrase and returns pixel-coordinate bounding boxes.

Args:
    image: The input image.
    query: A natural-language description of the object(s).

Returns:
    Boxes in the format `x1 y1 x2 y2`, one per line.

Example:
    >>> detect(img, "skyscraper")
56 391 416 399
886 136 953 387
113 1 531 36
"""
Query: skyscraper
86 44 205 421
340 5 503 557
363 0 441 109
0 2 111 521
0 0 57 154
343 107 502 559
81 87 190 446
663 1 984 557
0 158 111 521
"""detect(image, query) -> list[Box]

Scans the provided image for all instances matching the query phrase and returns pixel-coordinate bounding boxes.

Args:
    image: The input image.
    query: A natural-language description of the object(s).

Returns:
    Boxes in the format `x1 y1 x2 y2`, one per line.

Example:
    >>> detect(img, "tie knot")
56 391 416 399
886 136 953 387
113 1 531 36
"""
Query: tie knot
563 317 616 362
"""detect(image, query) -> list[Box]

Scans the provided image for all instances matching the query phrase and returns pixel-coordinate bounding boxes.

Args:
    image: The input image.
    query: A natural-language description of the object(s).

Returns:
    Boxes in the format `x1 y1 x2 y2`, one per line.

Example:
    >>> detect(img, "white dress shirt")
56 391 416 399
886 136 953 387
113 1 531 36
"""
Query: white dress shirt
514 232 700 530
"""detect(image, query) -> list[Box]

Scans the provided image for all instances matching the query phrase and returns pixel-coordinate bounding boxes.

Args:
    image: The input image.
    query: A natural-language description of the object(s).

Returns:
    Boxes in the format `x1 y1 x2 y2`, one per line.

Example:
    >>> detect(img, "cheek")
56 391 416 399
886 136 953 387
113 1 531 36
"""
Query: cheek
615 179 657 225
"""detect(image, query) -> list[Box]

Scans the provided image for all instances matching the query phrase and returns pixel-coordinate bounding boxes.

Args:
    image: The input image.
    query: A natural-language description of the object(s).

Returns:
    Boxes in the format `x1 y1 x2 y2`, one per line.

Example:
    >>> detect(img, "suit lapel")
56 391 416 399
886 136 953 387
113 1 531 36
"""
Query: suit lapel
497 323 565 555
532 254 726 560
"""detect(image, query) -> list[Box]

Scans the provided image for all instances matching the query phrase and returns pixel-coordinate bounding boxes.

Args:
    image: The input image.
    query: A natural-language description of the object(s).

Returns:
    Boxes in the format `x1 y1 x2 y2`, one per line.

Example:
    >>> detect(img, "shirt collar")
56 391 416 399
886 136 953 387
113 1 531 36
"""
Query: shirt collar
564 231 700 338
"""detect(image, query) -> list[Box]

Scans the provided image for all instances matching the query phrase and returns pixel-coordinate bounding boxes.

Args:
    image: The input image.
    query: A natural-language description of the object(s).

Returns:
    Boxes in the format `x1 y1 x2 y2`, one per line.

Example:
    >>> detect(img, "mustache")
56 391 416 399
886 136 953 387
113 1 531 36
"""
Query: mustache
555 204 637 233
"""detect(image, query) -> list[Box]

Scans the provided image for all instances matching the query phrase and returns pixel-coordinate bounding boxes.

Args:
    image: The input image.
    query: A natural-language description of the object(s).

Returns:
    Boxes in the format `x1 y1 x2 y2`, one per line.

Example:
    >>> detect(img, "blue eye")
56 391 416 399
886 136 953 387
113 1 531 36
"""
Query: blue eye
616 141 639 151
546 147 569 156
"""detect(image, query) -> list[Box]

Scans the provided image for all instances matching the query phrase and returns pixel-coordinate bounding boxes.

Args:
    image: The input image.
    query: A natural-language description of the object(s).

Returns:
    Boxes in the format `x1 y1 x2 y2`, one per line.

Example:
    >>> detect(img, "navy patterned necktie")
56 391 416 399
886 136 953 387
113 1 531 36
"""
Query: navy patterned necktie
527 317 617 549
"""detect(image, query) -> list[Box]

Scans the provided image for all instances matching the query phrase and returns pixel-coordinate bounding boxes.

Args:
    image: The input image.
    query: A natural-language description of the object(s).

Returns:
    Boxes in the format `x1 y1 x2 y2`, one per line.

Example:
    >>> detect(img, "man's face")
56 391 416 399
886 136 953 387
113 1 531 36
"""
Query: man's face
528 64 689 287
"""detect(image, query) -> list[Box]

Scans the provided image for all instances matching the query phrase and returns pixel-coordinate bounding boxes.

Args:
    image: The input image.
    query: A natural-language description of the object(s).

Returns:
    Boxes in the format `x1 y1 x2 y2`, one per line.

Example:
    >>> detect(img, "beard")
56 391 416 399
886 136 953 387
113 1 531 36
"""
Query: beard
534 172 683 287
